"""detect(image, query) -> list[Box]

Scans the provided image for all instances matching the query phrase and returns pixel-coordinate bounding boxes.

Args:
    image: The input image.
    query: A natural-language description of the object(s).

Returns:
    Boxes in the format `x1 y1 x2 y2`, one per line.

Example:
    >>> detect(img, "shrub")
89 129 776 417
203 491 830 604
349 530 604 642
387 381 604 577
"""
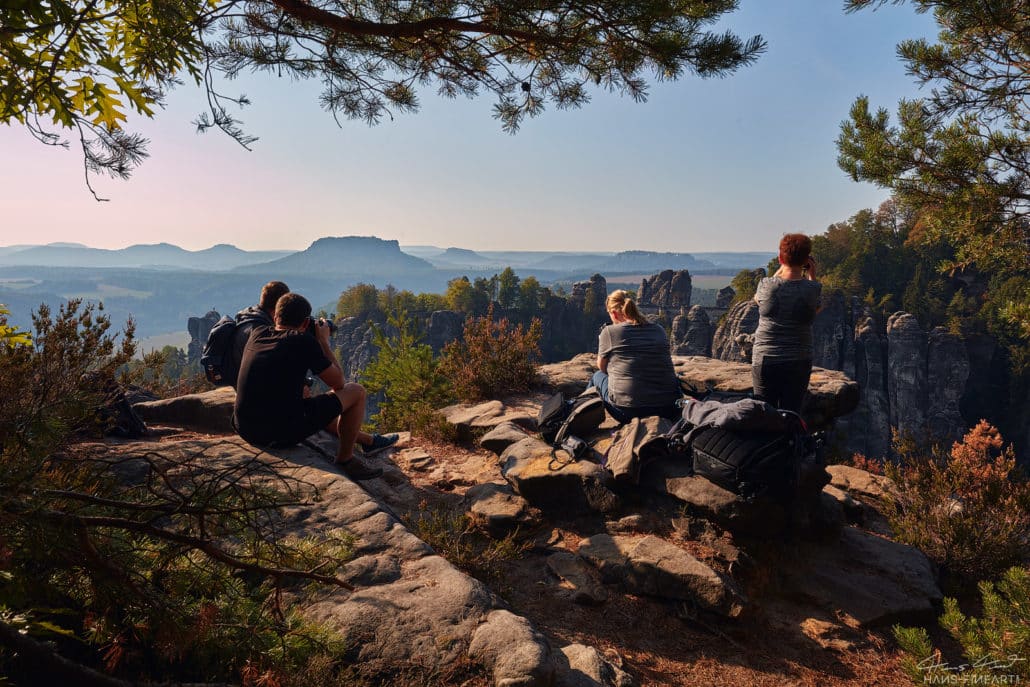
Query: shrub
361 310 454 440
0 301 357 684
885 421 1030 583
407 500 528 588
848 453 884 475
438 305 542 402
894 566 1030 684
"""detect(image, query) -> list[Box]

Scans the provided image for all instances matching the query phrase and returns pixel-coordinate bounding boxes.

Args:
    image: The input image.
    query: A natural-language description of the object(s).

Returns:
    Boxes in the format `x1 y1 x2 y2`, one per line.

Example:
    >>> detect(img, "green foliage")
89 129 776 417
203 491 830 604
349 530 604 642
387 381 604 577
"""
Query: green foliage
729 268 764 304
6 1 765 192
884 421 1030 584
407 501 529 588
122 344 209 397
0 306 30 347
439 305 543 402
361 310 454 440
496 267 520 311
336 282 380 319
894 566 1030 684
839 0 1029 332
0 300 358 683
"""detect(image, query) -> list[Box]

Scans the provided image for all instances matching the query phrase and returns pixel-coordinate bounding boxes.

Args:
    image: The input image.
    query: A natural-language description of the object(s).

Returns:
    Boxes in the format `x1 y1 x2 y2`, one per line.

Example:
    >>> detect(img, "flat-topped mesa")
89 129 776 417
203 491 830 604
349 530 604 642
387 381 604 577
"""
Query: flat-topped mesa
537 352 860 429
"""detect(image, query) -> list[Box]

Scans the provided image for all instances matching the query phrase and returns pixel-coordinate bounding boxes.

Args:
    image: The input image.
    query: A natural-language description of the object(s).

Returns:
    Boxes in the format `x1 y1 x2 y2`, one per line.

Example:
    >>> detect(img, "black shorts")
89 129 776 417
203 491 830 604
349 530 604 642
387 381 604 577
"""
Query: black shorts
238 392 343 448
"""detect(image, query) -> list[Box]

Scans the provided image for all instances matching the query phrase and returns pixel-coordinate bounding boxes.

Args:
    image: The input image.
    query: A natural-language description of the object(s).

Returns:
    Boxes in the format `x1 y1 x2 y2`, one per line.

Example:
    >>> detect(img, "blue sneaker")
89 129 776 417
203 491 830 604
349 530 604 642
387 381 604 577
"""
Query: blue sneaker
361 433 399 457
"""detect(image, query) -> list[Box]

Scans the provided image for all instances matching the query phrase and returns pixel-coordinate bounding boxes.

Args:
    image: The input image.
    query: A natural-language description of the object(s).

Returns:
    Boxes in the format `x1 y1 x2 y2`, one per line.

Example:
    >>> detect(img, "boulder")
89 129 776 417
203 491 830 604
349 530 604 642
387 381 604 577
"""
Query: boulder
501 438 619 514
781 526 942 627
481 421 532 456
640 462 786 536
826 465 897 503
578 534 745 617
440 400 535 441
556 644 634 687
466 482 542 538
468 610 555 687
547 551 609 605
822 485 865 524
536 354 596 396
132 387 236 433
671 356 860 429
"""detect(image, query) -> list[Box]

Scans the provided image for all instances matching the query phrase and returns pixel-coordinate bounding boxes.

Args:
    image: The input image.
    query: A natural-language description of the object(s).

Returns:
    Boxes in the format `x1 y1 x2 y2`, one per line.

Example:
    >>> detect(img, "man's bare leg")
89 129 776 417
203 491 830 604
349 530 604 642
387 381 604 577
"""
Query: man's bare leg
332 383 367 463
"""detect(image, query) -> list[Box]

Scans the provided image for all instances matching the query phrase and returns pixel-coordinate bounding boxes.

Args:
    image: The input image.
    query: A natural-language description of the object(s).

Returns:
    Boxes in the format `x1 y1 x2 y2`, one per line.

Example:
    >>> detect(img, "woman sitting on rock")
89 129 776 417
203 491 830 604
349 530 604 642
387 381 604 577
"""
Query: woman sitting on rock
751 232 822 413
590 290 681 423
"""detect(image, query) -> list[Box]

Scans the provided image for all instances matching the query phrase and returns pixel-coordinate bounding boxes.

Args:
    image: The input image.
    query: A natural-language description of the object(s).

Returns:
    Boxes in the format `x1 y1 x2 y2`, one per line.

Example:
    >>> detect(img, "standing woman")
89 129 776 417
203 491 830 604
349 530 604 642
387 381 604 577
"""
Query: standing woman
591 290 681 423
751 233 822 413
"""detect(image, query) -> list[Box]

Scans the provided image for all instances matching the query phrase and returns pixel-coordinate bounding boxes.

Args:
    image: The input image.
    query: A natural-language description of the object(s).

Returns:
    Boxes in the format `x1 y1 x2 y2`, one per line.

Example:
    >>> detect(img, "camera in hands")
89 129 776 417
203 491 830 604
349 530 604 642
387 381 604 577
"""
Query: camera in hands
306 317 337 336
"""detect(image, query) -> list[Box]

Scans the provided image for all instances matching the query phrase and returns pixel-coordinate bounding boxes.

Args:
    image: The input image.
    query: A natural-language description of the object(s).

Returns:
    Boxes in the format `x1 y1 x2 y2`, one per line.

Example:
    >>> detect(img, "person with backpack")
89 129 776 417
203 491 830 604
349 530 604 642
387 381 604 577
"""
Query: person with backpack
201 281 290 388
233 292 397 480
751 233 822 413
589 290 680 424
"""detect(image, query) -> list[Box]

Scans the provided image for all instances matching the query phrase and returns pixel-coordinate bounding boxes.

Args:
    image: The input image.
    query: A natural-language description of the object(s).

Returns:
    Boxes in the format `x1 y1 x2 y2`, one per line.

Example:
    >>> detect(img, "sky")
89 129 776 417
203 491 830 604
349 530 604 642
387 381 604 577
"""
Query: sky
0 1 939 253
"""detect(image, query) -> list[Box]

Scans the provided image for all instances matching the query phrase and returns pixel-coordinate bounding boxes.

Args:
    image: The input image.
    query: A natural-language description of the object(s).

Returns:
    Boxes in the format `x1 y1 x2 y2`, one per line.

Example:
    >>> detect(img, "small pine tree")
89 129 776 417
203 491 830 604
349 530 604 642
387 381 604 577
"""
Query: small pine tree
361 310 453 438
895 566 1030 683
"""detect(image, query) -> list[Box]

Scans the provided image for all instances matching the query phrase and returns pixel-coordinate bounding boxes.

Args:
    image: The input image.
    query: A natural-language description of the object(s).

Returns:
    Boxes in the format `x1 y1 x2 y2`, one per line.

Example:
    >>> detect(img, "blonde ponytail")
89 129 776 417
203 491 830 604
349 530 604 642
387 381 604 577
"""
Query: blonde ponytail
606 290 648 326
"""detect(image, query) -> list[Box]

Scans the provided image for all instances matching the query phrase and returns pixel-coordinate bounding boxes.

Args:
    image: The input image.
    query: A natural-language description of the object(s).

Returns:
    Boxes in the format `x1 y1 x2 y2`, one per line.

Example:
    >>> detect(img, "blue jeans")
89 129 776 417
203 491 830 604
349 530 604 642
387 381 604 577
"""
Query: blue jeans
589 371 679 424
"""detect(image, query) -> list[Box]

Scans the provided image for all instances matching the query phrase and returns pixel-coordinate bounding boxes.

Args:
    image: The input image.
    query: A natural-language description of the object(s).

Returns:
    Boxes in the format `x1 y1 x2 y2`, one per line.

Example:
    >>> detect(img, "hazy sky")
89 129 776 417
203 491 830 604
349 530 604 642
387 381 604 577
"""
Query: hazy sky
1 1 936 253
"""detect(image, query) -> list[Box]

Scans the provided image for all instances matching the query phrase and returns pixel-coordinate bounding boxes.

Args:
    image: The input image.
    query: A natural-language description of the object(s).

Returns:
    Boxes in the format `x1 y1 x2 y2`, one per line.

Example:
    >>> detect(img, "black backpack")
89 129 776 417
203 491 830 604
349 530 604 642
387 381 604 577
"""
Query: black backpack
537 388 606 460
200 308 271 387
689 426 801 501
664 398 811 502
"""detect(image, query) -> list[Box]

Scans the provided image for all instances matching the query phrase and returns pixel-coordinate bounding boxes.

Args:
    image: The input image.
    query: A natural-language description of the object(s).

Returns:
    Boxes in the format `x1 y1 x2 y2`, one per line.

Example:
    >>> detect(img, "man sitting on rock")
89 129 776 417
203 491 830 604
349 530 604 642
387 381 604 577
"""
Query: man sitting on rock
226 280 290 389
233 292 397 480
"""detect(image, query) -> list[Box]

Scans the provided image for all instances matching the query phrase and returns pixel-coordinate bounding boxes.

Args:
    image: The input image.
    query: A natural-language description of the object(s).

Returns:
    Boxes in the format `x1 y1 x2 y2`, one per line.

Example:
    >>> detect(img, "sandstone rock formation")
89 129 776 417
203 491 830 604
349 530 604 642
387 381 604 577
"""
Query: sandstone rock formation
711 300 759 362
927 327 970 443
715 286 735 308
637 270 692 310
670 305 712 357
570 274 609 318
186 309 221 363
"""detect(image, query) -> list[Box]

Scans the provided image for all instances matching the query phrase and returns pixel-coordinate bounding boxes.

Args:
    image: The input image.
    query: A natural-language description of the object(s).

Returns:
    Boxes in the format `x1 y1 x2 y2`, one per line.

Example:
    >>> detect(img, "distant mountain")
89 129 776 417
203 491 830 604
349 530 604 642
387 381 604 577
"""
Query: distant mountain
426 247 506 270
528 253 618 271
692 252 776 271
594 251 717 273
524 250 717 274
240 236 435 276
0 242 291 270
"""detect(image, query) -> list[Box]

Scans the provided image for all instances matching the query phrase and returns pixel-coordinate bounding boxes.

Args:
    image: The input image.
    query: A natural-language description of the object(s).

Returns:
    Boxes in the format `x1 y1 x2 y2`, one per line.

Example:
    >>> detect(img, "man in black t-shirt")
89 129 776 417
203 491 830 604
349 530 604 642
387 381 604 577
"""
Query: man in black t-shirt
234 293 396 480
226 280 290 389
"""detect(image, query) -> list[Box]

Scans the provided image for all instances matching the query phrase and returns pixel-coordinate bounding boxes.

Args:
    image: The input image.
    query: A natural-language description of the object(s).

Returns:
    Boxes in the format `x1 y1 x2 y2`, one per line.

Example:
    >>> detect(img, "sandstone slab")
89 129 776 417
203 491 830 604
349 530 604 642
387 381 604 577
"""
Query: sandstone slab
133 387 236 434
782 526 942 627
441 400 537 441
481 421 532 456
640 461 786 536
578 534 745 617
826 465 897 502
547 551 608 605
466 482 542 537
104 436 553 685
556 644 634 687
469 610 555 687
501 438 619 514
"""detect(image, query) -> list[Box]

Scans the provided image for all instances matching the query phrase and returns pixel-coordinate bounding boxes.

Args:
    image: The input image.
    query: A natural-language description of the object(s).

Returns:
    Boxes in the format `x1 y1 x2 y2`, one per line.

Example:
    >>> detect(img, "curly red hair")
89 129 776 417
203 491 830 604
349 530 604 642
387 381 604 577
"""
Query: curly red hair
779 233 812 268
